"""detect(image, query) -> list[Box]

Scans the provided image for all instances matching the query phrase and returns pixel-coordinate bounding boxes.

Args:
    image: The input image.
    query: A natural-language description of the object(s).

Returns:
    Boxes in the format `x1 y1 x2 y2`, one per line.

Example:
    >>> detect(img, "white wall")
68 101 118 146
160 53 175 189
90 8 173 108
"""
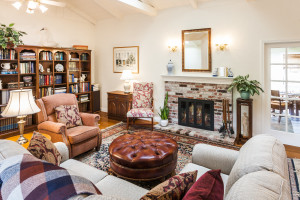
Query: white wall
94 0 300 146
0 2 96 81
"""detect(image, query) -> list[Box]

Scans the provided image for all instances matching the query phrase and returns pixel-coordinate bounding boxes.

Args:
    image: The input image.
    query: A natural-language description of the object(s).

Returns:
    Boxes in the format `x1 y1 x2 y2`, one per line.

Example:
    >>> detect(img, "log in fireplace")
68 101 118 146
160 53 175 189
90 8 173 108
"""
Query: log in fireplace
178 98 214 131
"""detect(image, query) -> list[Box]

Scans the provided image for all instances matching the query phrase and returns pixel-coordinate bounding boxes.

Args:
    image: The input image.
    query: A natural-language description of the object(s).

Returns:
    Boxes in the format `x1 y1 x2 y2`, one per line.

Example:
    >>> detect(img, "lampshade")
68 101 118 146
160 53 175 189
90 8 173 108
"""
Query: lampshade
120 70 133 80
1 89 40 117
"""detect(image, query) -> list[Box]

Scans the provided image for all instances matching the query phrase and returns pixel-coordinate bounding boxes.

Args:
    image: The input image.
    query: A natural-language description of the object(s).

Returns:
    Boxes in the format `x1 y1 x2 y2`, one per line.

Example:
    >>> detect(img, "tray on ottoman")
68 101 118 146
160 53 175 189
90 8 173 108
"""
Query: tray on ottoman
109 131 178 181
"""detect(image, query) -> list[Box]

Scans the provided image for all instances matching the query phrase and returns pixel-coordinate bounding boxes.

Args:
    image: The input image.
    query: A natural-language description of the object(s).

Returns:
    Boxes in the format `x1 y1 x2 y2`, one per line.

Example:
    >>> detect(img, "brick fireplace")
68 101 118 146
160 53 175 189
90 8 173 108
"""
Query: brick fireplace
165 81 233 131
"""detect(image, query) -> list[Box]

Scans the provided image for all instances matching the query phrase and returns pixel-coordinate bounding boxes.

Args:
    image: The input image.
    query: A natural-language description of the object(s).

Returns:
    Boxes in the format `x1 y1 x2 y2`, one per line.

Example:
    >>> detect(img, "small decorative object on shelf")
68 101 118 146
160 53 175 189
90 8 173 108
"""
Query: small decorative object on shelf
23 76 32 83
80 74 87 82
228 74 264 100
55 63 64 72
166 60 174 75
1 63 11 70
236 98 253 145
0 79 2 89
8 82 24 89
228 68 234 77
212 68 218 77
159 92 169 127
39 64 44 73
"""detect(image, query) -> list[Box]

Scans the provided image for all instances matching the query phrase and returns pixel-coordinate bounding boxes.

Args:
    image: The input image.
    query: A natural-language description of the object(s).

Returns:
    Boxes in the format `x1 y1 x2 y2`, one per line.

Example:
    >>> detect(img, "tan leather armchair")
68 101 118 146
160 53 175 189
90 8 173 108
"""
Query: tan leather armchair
36 93 101 158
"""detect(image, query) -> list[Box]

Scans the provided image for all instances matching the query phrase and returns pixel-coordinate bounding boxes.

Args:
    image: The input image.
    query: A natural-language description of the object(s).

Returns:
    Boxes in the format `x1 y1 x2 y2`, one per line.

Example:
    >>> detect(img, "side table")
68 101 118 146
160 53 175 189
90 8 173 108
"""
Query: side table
6 133 51 149
107 91 132 121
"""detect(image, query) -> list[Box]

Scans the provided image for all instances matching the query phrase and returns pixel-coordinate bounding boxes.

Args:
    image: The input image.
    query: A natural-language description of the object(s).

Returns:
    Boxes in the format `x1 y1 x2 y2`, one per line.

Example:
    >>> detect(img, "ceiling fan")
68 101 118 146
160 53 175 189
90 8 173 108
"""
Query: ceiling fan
6 0 66 14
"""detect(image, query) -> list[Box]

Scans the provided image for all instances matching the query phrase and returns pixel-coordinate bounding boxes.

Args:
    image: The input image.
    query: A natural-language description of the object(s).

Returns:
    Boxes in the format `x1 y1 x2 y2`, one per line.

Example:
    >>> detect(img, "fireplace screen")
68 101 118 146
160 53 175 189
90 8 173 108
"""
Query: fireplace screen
178 98 214 130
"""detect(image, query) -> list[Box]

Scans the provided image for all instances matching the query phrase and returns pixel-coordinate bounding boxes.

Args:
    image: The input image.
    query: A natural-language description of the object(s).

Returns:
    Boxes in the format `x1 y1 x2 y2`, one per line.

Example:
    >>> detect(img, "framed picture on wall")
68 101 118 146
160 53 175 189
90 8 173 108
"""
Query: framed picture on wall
113 46 139 74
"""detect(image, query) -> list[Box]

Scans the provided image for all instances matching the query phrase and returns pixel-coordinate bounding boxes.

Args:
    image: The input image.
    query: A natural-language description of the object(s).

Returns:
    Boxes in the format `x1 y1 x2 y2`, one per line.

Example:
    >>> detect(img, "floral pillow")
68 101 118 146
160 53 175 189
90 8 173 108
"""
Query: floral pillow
55 105 82 128
140 171 198 200
27 131 62 166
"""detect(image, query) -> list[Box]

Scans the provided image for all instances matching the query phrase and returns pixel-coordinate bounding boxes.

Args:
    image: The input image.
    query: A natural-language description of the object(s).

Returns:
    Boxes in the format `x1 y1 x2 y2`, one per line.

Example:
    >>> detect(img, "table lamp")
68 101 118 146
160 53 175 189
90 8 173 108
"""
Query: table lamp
1 89 40 144
120 70 133 93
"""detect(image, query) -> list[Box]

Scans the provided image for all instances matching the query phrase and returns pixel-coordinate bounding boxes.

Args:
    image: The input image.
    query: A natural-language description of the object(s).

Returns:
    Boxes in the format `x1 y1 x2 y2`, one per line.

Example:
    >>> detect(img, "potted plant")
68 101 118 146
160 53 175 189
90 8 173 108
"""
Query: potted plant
159 92 169 126
0 23 27 49
228 74 264 99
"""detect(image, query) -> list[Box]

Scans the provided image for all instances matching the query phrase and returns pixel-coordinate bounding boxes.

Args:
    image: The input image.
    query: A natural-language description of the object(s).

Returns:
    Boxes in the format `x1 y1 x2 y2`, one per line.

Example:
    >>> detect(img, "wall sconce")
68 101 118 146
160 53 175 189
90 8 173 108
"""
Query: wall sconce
216 43 228 51
168 45 178 53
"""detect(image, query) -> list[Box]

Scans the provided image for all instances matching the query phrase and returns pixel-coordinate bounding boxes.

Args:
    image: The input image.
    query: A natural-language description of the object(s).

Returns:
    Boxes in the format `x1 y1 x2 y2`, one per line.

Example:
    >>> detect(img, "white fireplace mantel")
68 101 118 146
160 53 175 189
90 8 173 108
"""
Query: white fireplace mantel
161 74 234 84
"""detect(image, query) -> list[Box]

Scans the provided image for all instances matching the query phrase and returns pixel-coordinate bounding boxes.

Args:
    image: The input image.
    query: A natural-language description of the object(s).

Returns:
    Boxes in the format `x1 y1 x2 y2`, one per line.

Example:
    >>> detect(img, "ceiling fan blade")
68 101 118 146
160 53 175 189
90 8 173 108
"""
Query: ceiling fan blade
40 0 66 7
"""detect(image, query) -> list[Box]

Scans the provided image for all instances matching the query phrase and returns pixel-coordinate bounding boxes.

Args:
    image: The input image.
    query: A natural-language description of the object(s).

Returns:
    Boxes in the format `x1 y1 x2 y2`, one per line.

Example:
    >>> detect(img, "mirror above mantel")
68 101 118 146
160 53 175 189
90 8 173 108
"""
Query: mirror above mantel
182 28 212 72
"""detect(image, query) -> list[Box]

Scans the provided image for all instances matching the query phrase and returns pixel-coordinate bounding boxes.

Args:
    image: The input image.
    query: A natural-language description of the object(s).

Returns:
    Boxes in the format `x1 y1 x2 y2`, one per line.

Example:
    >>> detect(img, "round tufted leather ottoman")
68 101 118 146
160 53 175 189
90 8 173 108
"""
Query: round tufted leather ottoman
109 131 178 181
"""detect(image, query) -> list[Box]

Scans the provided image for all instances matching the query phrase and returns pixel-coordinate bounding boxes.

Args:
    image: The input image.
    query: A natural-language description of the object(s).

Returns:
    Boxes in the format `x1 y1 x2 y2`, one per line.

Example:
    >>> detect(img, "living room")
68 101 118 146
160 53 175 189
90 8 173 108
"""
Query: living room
0 0 299 199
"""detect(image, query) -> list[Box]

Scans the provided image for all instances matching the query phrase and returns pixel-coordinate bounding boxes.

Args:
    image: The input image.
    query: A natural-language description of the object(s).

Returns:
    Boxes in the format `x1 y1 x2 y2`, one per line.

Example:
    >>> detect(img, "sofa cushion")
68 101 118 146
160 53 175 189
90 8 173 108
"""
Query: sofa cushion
67 126 100 144
95 175 148 200
55 105 83 128
182 169 224 200
225 134 289 195
0 140 30 161
27 131 62 166
140 171 197 200
180 163 228 193
69 194 125 200
225 171 291 200
60 159 108 184
42 93 78 116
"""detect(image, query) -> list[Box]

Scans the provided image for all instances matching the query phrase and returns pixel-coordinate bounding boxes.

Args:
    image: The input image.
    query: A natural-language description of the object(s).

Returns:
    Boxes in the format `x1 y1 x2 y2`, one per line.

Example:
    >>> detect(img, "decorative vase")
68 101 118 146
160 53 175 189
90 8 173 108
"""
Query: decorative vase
167 60 174 75
240 91 250 99
160 119 168 127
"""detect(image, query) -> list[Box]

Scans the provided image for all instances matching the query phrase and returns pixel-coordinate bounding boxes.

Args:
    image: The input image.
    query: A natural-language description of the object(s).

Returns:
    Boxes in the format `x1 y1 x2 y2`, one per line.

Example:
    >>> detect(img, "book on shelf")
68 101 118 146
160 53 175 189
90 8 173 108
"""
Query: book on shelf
20 62 35 74
55 75 63 84
80 82 90 92
81 53 88 61
79 94 89 103
39 75 53 86
1 91 10 105
54 87 67 94
0 49 16 60
69 62 78 71
69 84 79 93
55 52 64 61
41 52 52 60
70 57 79 61
40 87 53 97
69 74 75 83
20 52 36 60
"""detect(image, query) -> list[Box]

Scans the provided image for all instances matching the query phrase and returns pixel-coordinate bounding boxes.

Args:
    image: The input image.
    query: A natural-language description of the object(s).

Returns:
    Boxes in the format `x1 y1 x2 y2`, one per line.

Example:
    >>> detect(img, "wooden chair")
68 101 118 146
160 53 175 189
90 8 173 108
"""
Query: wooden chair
127 82 154 131
271 90 294 122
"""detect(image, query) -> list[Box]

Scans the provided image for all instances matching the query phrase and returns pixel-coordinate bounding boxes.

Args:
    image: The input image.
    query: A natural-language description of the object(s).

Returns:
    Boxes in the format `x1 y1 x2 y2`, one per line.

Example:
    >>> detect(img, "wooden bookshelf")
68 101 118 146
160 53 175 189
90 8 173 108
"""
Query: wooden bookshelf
0 45 93 136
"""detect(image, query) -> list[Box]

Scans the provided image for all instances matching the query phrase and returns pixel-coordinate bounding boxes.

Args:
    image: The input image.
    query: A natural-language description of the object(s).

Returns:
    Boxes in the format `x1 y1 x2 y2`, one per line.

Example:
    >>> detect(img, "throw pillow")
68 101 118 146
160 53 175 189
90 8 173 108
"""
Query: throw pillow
55 105 83 128
140 171 198 200
182 169 224 200
27 131 62 166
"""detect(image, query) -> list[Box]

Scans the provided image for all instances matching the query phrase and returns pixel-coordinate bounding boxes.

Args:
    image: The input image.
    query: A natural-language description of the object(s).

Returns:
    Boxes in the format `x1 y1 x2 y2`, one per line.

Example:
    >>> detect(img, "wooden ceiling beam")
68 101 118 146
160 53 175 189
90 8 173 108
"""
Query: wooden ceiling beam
66 3 97 25
118 0 157 16
189 0 198 9
94 0 122 19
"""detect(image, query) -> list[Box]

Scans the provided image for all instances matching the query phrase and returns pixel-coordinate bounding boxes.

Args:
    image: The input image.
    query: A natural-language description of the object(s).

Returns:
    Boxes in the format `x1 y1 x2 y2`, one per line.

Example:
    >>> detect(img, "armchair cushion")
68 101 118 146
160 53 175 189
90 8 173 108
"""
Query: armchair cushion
27 131 62 166
67 126 100 144
132 91 152 109
80 113 100 127
55 105 83 128
127 108 154 118
38 121 66 135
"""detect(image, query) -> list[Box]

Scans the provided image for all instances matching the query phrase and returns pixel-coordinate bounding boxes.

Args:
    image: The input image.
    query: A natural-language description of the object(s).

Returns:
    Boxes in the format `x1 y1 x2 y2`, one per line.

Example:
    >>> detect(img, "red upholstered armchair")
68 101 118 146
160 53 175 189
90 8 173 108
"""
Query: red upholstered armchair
127 82 154 130
36 93 101 158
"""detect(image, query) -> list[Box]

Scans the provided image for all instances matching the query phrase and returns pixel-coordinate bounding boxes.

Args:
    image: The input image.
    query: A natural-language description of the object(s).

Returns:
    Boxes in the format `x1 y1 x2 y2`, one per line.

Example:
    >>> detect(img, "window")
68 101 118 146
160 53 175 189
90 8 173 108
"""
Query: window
268 44 300 134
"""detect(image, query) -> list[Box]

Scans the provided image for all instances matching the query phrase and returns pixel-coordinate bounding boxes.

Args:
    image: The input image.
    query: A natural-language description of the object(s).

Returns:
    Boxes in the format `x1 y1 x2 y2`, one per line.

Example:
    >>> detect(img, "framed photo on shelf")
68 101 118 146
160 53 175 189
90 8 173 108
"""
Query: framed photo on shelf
113 46 139 74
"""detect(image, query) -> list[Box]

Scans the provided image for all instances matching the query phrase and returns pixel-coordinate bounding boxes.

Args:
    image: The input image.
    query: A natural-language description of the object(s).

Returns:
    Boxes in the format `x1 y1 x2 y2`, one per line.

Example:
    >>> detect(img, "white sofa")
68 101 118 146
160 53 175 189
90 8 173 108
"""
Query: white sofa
0 134 292 200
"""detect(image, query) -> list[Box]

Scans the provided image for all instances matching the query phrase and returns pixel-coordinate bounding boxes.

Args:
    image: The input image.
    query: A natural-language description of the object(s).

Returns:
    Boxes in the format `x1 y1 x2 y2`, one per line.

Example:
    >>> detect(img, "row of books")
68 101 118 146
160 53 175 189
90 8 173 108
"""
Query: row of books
69 74 76 82
55 52 64 61
80 82 90 92
0 49 16 60
20 62 35 74
40 87 53 97
79 94 89 103
70 84 79 94
40 51 53 60
39 75 53 86
20 52 36 60
1 91 10 105
55 75 63 84
81 53 88 61
0 115 33 132
55 87 67 94
69 62 78 71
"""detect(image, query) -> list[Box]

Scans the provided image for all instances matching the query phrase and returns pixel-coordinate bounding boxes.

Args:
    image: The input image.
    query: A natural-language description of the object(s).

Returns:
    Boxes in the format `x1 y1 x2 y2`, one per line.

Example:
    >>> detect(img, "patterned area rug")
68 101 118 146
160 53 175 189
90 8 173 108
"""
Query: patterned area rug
76 122 300 197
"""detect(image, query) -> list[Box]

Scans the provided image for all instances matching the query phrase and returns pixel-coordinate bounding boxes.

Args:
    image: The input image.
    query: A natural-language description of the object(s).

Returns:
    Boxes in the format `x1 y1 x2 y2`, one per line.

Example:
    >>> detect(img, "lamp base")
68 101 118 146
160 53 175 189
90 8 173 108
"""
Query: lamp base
17 135 28 145
17 115 28 145
124 81 131 93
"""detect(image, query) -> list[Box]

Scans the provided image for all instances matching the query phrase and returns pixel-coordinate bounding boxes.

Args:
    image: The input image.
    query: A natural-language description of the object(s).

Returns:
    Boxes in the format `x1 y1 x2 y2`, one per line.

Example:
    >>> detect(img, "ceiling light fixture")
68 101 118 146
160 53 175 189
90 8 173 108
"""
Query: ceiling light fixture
12 1 22 10
12 0 49 14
